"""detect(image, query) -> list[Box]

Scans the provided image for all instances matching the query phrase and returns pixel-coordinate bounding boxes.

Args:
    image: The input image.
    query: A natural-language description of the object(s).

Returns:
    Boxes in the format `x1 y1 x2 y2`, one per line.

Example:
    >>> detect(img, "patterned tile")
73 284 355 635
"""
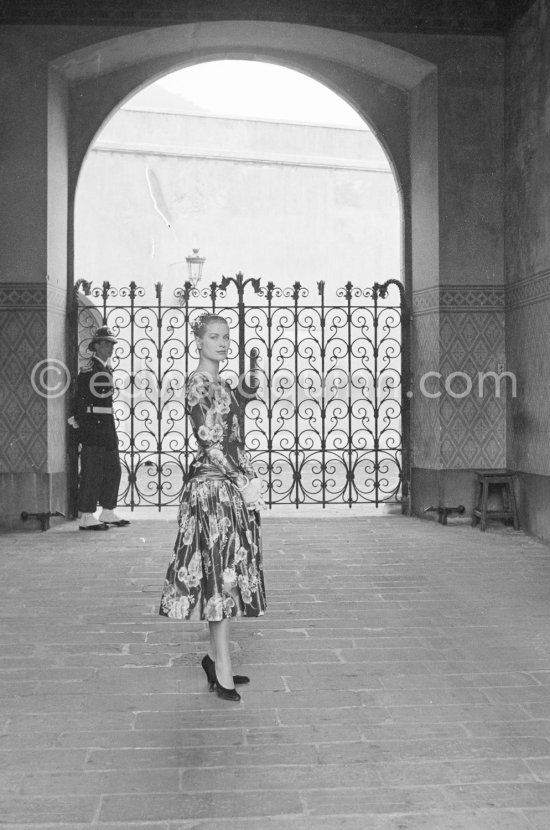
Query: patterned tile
507 267 550 309
439 307 506 468
0 283 46 308
412 286 440 315
0 286 48 473
440 286 505 311
413 284 505 316
412 286 506 470
411 309 440 468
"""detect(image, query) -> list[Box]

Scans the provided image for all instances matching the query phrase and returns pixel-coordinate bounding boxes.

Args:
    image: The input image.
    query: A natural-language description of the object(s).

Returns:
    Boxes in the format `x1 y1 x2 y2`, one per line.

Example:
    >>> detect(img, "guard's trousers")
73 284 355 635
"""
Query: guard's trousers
78 445 121 513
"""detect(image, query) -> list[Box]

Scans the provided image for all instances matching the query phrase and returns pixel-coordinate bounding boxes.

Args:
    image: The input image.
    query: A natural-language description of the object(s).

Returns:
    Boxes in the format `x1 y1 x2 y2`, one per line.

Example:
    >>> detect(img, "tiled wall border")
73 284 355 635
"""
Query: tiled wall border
506 268 550 309
0 283 46 309
0 282 67 311
413 271 550 315
413 284 506 315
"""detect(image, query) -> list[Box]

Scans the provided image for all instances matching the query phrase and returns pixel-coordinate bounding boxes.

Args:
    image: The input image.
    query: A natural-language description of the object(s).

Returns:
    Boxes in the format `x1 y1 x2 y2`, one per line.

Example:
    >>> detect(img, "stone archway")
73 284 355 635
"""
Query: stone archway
44 22 438 521
48 21 438 296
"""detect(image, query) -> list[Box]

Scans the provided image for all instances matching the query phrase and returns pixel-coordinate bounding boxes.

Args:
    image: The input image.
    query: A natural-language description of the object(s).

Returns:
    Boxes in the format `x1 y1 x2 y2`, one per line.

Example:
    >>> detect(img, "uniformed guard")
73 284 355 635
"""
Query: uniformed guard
69 325 130 530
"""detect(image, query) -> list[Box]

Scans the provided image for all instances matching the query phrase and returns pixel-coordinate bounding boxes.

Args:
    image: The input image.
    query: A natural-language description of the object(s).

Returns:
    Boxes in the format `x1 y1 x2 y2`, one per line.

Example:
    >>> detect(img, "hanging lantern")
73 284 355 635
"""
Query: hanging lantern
185 248 205 287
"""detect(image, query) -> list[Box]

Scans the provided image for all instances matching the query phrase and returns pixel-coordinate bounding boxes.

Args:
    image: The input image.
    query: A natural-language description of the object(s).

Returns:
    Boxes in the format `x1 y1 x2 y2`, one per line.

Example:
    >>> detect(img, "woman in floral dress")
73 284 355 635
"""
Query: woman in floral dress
159 313 266 702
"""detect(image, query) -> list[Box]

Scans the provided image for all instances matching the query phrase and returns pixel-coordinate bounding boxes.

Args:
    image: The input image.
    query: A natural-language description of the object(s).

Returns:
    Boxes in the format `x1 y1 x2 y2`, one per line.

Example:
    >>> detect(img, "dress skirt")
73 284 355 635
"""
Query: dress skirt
159 476 266 621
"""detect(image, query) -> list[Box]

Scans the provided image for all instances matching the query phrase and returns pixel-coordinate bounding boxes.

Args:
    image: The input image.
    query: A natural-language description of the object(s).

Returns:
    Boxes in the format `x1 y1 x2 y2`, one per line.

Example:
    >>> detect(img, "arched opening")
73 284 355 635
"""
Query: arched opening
48 21 437 514
51 22 438 314
74 59 401 299
72 58 406 511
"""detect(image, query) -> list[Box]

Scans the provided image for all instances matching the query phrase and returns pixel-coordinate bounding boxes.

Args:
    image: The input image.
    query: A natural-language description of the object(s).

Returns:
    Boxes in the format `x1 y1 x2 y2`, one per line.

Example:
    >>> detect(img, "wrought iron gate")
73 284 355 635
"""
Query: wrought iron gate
71 275 408 510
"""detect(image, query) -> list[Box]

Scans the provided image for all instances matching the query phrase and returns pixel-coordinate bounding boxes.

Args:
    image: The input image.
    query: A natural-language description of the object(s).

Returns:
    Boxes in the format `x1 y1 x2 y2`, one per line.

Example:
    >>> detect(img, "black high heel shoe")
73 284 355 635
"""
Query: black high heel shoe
200 656 241 702
214 681 241 702
201 654 250 688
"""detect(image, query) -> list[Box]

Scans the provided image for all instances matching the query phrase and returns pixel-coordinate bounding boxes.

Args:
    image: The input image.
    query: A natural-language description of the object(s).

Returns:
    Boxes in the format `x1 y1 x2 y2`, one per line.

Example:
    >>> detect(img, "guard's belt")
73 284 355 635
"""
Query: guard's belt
86 406 113 414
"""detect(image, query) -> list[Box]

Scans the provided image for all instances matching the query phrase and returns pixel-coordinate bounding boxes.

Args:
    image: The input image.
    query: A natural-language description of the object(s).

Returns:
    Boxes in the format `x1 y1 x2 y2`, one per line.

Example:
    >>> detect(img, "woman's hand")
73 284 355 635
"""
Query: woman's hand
239 478 265 512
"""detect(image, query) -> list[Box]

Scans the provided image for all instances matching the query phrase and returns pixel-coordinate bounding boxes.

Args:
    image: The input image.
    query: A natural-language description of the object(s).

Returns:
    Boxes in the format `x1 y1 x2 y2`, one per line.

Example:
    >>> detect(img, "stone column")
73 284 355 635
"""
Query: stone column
408 38 507 515
0 35 69 530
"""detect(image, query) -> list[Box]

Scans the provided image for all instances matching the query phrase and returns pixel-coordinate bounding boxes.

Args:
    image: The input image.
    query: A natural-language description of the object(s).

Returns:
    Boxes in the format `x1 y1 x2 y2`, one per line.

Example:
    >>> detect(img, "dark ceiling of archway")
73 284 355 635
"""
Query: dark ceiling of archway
0 0 537 34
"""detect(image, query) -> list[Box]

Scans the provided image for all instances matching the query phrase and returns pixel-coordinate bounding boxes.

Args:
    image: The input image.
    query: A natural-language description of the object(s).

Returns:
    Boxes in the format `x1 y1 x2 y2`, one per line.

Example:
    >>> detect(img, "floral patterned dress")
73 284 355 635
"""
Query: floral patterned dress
159 371 266 621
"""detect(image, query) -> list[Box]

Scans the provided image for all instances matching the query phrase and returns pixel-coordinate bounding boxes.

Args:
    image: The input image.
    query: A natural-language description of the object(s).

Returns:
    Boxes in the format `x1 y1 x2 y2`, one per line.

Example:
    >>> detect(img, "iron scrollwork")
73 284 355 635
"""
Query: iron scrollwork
72 274 406 509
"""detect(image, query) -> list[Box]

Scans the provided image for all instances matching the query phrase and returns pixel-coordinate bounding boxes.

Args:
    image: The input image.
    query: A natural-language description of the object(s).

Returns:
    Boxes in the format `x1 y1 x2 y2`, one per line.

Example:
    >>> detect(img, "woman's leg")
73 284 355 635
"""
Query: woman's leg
208 619 234 689
208 624 216 662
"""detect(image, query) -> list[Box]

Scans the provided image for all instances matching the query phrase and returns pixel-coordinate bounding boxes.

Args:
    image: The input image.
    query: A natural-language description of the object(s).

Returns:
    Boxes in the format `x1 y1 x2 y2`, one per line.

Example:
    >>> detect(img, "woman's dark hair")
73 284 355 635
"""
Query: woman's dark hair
190 312 228 339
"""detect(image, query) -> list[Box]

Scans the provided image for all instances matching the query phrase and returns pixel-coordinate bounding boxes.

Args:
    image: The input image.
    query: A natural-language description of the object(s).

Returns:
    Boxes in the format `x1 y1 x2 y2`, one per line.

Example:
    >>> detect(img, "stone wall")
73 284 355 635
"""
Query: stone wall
389 33 507 501
506 0 550 538
75 106 400 298
0 0 524 34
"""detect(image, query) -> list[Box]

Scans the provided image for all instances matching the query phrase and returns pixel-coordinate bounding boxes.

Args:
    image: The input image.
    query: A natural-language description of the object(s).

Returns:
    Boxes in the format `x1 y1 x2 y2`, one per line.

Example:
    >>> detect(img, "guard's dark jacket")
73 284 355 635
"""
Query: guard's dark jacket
71 356 118 449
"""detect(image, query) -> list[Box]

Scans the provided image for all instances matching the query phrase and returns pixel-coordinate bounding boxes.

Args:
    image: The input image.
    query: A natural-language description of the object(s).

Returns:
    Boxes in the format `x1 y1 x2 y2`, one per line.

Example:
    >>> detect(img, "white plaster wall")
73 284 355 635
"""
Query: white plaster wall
75 107 400 298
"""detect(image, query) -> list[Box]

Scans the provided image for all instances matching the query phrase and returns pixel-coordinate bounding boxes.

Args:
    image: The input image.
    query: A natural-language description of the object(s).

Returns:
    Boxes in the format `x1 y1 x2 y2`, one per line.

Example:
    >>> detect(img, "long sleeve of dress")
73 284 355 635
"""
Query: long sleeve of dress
186 372 245 485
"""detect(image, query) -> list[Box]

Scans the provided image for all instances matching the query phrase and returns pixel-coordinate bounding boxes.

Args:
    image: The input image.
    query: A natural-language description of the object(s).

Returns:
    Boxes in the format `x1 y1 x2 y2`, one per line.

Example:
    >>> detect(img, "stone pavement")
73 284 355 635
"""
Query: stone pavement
3 513 550 829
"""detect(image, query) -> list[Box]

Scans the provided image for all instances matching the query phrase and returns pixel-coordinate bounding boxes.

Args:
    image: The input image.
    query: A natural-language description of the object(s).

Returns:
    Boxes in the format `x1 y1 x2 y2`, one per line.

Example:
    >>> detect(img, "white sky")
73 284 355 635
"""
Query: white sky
151 60 367 128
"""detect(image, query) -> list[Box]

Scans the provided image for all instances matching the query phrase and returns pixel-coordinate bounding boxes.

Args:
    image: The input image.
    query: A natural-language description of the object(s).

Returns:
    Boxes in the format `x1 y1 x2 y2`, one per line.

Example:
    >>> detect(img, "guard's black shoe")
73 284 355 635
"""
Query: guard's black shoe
98 509 130 527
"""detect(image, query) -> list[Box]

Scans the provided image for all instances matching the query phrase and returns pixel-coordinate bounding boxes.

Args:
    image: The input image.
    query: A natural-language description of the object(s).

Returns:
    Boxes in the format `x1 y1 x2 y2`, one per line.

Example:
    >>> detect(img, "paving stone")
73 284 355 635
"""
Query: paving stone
134 709 280 731
483 685 550 704
57 727 246 748
0 667 97 683
361 723 470 741
316 736 550 764
378 671 538 690
523 809 550 829
375 758 536 786
465 720 550 739
87 743 320 770
245 722 361 743
522 701 550 718
0 731 60 750
360 687 491 705
380 703 534 723
276 705 390 725
0 748 88 772
99 790 303 821
0 795 99 823
442 781 550 809
178 762 382 790
0 771 24 795
236 689 364 708
301 783 450 814
20 768 180 796
0 681 38 696
4 711 136 732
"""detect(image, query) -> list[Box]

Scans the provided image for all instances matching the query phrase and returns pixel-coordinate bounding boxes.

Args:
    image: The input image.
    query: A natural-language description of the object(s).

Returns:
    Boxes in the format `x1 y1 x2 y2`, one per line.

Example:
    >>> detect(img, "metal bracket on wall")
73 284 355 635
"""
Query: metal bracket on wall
20 511 65 531
423 505 465 525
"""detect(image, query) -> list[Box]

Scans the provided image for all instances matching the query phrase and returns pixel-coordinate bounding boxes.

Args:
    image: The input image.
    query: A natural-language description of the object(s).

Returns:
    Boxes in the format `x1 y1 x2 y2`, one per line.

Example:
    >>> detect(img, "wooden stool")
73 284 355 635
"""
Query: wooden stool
471 469 519 531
